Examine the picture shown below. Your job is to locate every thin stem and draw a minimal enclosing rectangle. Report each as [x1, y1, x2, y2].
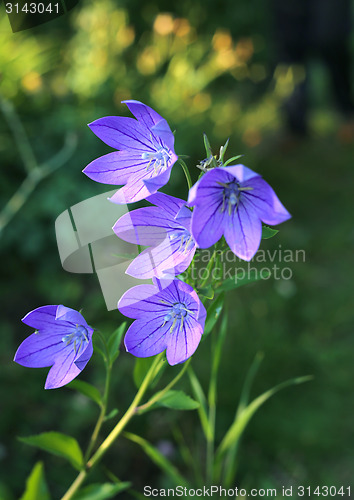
[61, 354, 163, 500]
[178, 159, 193, 191]
[137, 358, 191, 413]
[199, 250, 217, 289]
[84, 362, 112, 462]
[87, 354, 163, 469]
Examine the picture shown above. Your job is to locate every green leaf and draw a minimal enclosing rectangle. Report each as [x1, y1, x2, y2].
[67, 380, 102, 407]
[73, 482, 131, 500]
[107, 322, 126, 364]
[204, 293, 224, 337]
[124, 432, 187, 486]
[217, 269, 270, 292]
[222, 352, 264, 487]
[133, 357, 156, 388]
[216, 375, 313, 460]
[188, 367, 211, 440]
[103, 408, 119, 422]
[197, 285, 214, 300]
[223, 154, 244, 167]
[203, 133, 213, 158]
[262, 225, 279, 239]
[157, 390, 199, 410]
[19, 432, 83, 471]
[20, 462, 50, 500]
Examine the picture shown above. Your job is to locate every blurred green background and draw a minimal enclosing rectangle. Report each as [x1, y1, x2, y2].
[1, 0, 354, 498]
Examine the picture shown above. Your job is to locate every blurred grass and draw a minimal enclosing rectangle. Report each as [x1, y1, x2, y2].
[1, 0, 354, 497]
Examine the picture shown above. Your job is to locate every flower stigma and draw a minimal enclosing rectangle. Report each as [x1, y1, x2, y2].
[62, 325, 89, 355]
[142, 146, 171, 175]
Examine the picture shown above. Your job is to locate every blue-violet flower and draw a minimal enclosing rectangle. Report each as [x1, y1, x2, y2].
[83, 100, 178, 204]
[119, 279, 206, 365]
[113, 192, 197, 279]
[188, 164, 291, 261]
[14, 305, 93, 389]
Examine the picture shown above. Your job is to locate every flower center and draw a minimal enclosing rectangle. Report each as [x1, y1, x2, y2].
[170, 228, 194, 254]
[142, 146, 171, 175]
[218, 181, 253, 215]
[62, 325, 89, 355]
[160, 302, 192, 333]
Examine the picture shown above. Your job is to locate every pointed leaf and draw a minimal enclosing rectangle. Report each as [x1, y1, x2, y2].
[67, 380, 102, 407]
[133, 357, 156, 388]
[103, 408, 119, 422]
[262, 225, 279, 239]
[188, 368, 211, 440]
[19, 432, 83, 471]
[124, 432, 187, 486]
[217, 269, 270, 292]
[107, 322, 127, 364]
[72, 482, 131, 500]
[20, 462, 50, 500]
[203, 293, 224, 337]
[217, 375, 313, 459]
[157, 390, 199, 410]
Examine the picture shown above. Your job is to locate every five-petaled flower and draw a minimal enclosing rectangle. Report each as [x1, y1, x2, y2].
[14, 305, 94, 389]
[83, 100, 178, 204]
[113, 192, 197, 279]
[188, 164, 291, 261]
[119, 279, 206, 365]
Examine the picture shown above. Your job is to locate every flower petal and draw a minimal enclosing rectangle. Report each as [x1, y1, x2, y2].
[242, 176, 292, 225]
[166, 316, 203, 365]
[191, 199, 226, 248]
[109, 169, 152, 204]
[224, 198, 262, 261]
[118, 284, 168, 319]
[146, 192, 185, 218]
[83, 151, 149, 185]
[122, 100, 164, 129]
[220, 164, 259, 182]
[126, 236, 193, 279]
[44, 350, 80, 389]
[151, 118, 176, 151]
[113, 206, 177, 246]
[21, 305, 58, 329]
[14, 332, 68, 368]
[124, 316, 168, 358]
[88, 116, 155, 152]
[55, 306, 89, 328]
[143, 168, 172, 196]
[74, 339, 93, 371]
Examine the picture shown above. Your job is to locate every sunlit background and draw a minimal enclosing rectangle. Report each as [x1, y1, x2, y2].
[1, 0, 354, 497]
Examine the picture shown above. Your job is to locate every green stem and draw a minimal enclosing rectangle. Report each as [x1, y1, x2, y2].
[137, 358, 191, 412]
[61, 354, 163, 500]
[199, 250, 217, 289]
[84, 362, 112, 462]
[178, 159, 193, 191]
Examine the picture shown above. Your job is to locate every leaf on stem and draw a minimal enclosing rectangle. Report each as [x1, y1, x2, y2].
[103, 408, 119, 422]
[217, 269, 270, 292]
[155, 390, 199, 410]
[107, 322, 127, 364]
[72, 482, 131, 500]
[203, 293, 224, 337]
[262, 226, 279, 239]
[124, 432, 187, 487]
[19, 432, 84, 471]
[19, 462, 50, 500]
[216, 375, 313, 460]
[67, 380, 102, 407]
[133, 356, 165, 389]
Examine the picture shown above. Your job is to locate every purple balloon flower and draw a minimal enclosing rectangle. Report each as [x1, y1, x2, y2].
[188, 164, 291, 261]
[113, 192, 197, 279]
[14, 305, 94, 389]
[119, 279, 206, 365]
[83, 100, 178, 204]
